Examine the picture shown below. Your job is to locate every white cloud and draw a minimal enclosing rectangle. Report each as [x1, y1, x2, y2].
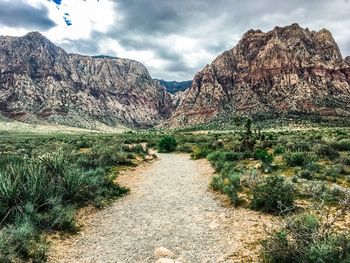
[24, 0, 117, 41]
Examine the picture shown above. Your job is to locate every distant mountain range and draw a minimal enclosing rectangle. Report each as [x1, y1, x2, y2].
[1, 24, 350, 129]
[155, 79, 192, 94]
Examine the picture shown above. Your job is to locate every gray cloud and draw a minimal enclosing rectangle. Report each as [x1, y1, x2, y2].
[1, 0, 350, 80]
[0, 0, 56, 30]
[101, 0, 350, 79]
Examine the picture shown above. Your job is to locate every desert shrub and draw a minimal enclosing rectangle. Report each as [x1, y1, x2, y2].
[306, 235, 349, 263]
[254, 149, 273, 163]
[324, 165, 342, 182]
[331, 139, 350, 151]
[286, 141, 311, 152]
[283, 151, 317, 167]
[342, 157, 350, 166]
[222, 151, 241, 162]
[211, 172, 241, 205]
[254, 149, 274, 172]
[304, 161, 321, 173]
[223, 173, 241, 205]
[207, 151, 241, 163]
[298, 169, 314, 180]
[207, 151, 223, 162]
[158, 135, 178, 153]
[210, 174, 225, 191]
[190, 146, 210, 159]
[77, 146, 134, 169]
[274, 145, 286, 155]
[251, 175, 294, 214]
[0, 220, 48, 263]
[75, 139, 92, 149]
[261, 213, 350, 263]
[207, 151, 240, 173]
[133, 144, 147, 155]
[176, 143, 193, 153]
[316, 144, 340, 160]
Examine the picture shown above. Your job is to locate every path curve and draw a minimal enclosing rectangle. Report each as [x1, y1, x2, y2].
[49, 154, 273, 263]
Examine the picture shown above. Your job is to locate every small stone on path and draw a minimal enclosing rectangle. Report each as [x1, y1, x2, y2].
[154, 246, 175, 258]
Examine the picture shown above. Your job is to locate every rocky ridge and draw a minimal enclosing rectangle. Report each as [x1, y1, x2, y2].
[170, 24, 350, 127]
[0, 32, 173, 128]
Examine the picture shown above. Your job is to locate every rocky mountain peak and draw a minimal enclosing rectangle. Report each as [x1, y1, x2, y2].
[0, 32, 173, 128]
[169, 24, 350, 127]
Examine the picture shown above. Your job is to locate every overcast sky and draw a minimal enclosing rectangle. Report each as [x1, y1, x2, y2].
[0, 0, 349, 80]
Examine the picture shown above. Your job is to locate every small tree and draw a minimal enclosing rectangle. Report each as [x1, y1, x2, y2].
[158, 135, 177, 153]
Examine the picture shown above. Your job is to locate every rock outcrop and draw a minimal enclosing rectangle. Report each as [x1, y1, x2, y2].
[170, 24, 350, 126]
[345, 56, 350, 65]
[0, 32, 173, 128]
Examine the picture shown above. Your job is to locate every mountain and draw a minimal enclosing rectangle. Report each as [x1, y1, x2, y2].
[346, 56, 350, 65]
[170, 24, 350, 127]
[0, 32, 173, 129]
[155, 79, 192, 94]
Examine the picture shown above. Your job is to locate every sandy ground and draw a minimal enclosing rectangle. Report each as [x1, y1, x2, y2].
[48, 154, 275, 263]
[0, 120, 126, 134]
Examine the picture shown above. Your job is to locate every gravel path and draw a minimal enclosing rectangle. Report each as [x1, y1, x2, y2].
[49, 154, 274, 263]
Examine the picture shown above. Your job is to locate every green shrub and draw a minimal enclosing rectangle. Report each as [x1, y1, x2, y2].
[211, 172, 241, 206]
[254, 149, 274, 172]
[331, 140, 350, 151]
[251, 175, 294, 214]
[176, 143, 192, 153]
[222, 152, 241, 162]
[286, 141, 311, 152]
[223, 173, 241, 205]
[262, 213, 350, 263]
[0, 220, 48, 262]
[306, 236, 347, 263]
[283, 151, 317, 167]
[207, 151, 241, 163]
[190, 146, 210, 159]
[298, 169, 314, 180]
[324, 165, 342, 182]
[304, 162, 321, 173]
[316, 144, 340, 160]
[210, 174, 224, 191]
[207, 151, 223, 162]
[158, 135, 178, 153]
[274, 145, 286, 155]
[254, 149, 273, 163]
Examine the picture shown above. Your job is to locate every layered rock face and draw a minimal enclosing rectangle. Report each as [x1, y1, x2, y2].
[0, 32, 173, 128]
[170, 24, 350, 126]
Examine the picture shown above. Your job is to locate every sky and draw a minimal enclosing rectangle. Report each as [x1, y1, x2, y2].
[0, 0, 349, 80]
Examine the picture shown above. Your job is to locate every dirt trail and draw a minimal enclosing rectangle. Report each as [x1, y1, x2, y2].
[49, 154, 274, 263]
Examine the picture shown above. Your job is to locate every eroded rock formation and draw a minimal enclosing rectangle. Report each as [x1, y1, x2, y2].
[0, 32, 173, 128]
[170, 24, 350, 126]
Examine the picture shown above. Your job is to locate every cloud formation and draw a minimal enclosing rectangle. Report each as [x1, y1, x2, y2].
[0, 0, 350, 80]
[0, 0, 55, 30]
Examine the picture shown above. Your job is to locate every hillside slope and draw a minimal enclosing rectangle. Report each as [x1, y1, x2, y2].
[0, 32, 173, 128]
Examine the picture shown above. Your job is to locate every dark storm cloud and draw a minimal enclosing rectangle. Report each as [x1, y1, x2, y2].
[97, 0, 350, 80]
[2, 0, 349, 80]
[0, 0, 56, 30]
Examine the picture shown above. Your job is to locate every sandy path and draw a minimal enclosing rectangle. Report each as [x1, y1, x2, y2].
[49, 154, 273, 263]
